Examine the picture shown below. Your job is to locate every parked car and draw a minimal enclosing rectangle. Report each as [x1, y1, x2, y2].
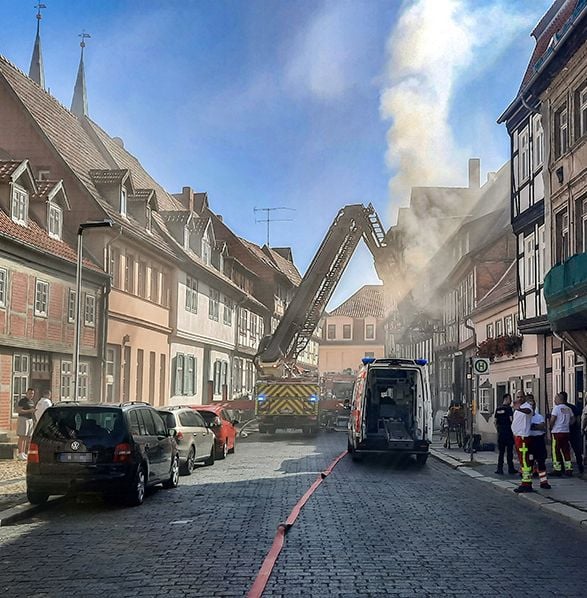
[158, 407, 215, 474]
[26, 402, 180, 506]
[193, 405, 238, 459]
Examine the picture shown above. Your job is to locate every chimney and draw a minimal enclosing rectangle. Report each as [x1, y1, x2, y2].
[468, 158, 480, 189]
[173, 186, 194, 212]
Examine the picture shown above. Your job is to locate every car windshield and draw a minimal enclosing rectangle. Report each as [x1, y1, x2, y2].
[35, 408, 125, 443]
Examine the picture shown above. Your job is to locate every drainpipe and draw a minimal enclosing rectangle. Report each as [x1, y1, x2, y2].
[464, 318, 477, 463]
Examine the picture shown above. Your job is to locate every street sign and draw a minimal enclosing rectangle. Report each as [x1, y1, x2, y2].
[472, 357, 490, 375]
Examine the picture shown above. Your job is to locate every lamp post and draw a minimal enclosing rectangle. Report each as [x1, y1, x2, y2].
[73, 219, 113, 401]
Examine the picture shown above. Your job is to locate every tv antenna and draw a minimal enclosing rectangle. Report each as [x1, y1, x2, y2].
[254, 207, 295, 246]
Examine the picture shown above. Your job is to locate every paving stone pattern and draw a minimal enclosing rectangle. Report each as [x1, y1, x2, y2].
[0, 433, 585, 597]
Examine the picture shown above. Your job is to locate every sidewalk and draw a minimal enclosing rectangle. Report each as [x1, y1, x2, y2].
[431, 436, 587, 527]
[0, 459, 26, 512]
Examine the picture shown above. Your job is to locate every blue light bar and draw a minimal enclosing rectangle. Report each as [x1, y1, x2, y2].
[415, 359, 428, 366]
[309, 395, 318, 402]
[362, 357, 376, 365]
[257, 394, 266, 401]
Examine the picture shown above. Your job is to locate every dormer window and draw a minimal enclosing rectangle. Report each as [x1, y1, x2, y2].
[48, 204, 63, 240]
[146, 206, 152, 233]
[120, 187, 127, 217]
[11, 185, 28, 226]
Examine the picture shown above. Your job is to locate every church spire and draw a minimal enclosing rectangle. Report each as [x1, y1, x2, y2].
[71, 31, 90, 117]
[29, 3, 46, 88]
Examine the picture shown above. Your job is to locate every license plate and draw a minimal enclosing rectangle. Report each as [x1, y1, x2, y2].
[57, 452, 94, 463]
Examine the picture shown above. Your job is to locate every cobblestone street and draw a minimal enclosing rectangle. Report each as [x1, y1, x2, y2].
[0, 433, 586, 598]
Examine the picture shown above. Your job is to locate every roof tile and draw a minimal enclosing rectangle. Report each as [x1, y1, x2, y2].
[330, 285, 387, 318]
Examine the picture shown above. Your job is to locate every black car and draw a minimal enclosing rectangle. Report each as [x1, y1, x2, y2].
[26, 402, 180, 506]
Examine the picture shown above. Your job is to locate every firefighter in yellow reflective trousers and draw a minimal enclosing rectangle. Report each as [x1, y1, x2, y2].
[550, 391, 574, 477]
[511, 393, 534, 493]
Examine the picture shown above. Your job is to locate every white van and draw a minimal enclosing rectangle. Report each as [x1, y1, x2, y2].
[347, 358, 433, 464]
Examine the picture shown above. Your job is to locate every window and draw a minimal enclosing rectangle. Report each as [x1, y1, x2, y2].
[12, 354, 29, 415]
[146, 206, 152, 233]
[555, 105, 569, 158]
[109, 248, 121, 288]
[213, 360, 222, 394]
[174, 353, 196, 396]
[0, 268, 6, 308]
[533, 115, 544, 168]
[364, 352, 375, 358]
[239, 308, 248, 334]
[67, 290, 76, 323]
[77, 362, 89, 400]
[84, 294, 95, 326]
[48, 204, 62, 240]
[577, 85, 587, 138]
[327, 324, 336, 340]
[150, 268, 159, 303]
[120, 187, 127, 217]
[223, 297, 233, 326]
[221, 361, 228, 389]
[538, 225, 546, 282]
[343, 324, 352, 339]
[34, 280, 49, 316]
[60, 360, 72, 401]
[184, 277, 198, 313]
[486, 323, 494, 339]
[519, 129, 529, 180]
[553, 353, 562, 396]
[524, 234, 535, 289]
[495, 319, 503, 337]
[202, 235, 211, 265]
[11, 186, 28, 225]
[161, 273, 169, 307]
[555, 209, 569, 264]
[136, 349, 144, 401]
[138, 410, 156, 436]
[504, 315, 514, 335]
[250, 313, 258, 338]
[138, 261, 147, 298]
[565, 351, 575, 403]
[365, 324, 375, 340]
[105, 346, 119, 403]
[479, 387, 493, 414]
[125, 254, 135, 293]
[174, 354, 184, 395]
[208, 288, 220, 321]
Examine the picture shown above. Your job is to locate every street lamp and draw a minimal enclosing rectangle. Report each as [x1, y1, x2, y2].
[73, 219, 113, 401]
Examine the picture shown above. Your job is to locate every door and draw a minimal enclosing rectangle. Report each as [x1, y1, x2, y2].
[192, 410, 213, 459]
[182, 410, 208, 459]
[151, 410, 173, 477]
[137, 409, 165, 481]
[221, 409, 236, 449]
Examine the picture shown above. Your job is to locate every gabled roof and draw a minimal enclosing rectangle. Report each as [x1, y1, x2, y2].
[0, 210, 102, 273]
[263, 246, 302, 286]
[474, 261, 517, 313]
[0, 159, 36, 190]
[89, 168, 131, 186]
[330, 285, 386, 319]
[160, 210, 192, 225]
[31, 179, 70, 209]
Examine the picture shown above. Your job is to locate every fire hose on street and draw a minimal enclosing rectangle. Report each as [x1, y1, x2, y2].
[247, 450, 348, 598]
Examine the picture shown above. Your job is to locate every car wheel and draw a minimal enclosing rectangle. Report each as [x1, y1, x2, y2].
[163, 456, 180, 489]
[27, 490, 49, 505]
[217, 441, 228, 460]
[181, 446, 196, 476]
[204, 444, 215, 466]
[126, 466, 146, 506]
[416, 453, 429, 466]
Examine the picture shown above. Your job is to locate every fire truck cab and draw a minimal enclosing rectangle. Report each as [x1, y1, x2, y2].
[347, 357, 433, 464]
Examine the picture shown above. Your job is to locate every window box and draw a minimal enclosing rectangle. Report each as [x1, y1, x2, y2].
[477, 334, 523, 361]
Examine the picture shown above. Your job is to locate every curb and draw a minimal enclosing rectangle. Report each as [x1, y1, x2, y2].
[431, 448, 587, 528]
[0, 496, 64, 526]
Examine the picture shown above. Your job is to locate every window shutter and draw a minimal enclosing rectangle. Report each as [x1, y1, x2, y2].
[183, 355, 191, 395]
[193, 357, 197, 395]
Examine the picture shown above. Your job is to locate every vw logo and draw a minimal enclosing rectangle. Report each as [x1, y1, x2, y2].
[70, 441, 80, 451]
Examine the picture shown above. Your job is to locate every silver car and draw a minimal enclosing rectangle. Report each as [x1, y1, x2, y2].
[158, 407, 215, 474]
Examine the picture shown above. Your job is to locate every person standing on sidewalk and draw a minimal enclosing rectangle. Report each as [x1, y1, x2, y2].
[16, 387, 35, 460]
[511, 393, 534, 493]
[34, 389, 52, 425]
[569, 398, 584, 475]
[550, 391, 575, 477]
[493, 393, 516, 475]
[526, 394, 551, 489]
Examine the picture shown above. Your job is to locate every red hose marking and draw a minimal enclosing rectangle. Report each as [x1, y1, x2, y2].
[247, 450, 348, 598]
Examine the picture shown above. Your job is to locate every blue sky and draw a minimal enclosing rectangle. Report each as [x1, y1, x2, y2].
[0, 0, 551, 308]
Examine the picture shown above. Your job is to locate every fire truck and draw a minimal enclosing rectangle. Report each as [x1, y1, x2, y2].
[254, 204, 397, 435]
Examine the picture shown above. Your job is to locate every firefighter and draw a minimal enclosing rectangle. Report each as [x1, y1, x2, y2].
[511, 392, 534, 493]
[493, 393, 516, 475]
[550, 391, 575, 477]
[526, 394, 551, 489]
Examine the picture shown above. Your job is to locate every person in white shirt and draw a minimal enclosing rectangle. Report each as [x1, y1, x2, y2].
[550, 391, 575, 476]
[511, 391, 534, 493]
[526, 395, 551, 489]
[34, 389, 52, 424]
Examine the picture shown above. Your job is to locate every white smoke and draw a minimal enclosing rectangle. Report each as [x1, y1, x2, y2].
[380, 0, 542, 209]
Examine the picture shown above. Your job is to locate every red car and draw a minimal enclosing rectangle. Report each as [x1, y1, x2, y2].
[192, 405, 238, 459]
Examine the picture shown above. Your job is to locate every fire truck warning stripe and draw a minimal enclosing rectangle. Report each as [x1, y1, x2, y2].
[247, 449, 348, 598]
[260, 398, 316, 415]
[256, 384, 320, 398]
